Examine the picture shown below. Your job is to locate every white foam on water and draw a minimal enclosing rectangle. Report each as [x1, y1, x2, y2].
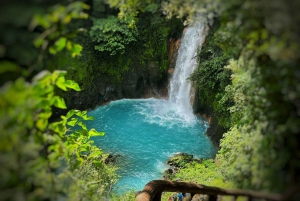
[134, 98, 199, 128]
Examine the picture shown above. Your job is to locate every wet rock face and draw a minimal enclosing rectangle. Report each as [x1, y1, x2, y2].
[120, 36, 182, 100]
[195, 105, 226, 149]
[61, 36, 182, 113]
[168, 38, 181, 69]
[65, 74, 122, 111]
[104, 154, 121, 165]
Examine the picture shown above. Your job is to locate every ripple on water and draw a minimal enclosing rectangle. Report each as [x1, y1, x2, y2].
[87, 98, 216, 191]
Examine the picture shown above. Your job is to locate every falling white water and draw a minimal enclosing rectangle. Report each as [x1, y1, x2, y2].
[169, 19, 207, 122]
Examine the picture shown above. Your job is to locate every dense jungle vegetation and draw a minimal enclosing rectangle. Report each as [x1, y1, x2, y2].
[0, 0, 299, 200]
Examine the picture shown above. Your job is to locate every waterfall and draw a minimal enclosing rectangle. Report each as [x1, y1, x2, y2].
[169, 19, 207, 121]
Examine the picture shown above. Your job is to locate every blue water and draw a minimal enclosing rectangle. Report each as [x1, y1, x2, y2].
[87, 98, 216, 191]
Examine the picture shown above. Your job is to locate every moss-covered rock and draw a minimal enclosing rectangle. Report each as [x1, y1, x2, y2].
[166, 153, 195, 168]
[164, 153, 204, 180]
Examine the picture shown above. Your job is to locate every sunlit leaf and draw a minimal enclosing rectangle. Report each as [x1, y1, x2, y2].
[80, 147, 87, 152]
[36, 118, 48, 131]
[33, 37, 45, 48]
[55, 76, 67, 91]
[0, 61, 20, 74]
[38, 111, 52, 119]
[55, 37, 67, 51]
[67, 118, 78, 126]
[64, 80, 81, 91]
[63, 15, 72, 24]
[53, 70, 67, 77]
[49, 122, 65, 135]
[72, 158, 84, 170]
[31, 14, 51, 29]
[89, 129, 105, 137]
[78, 121, 87, 131]
[53, 96, 67, 109]
[66, 109, 75, 119]
[33, 72, 51, 84]
[71, 44, 82, 58]
[92, 161, 103, 168]
[144, 3, 159, 13]
[49, 46, 57, 55]
[66, 41, 73, 51]
[88, 151, 102, 159]
[83, 116, 94, 121]
[74, 110, 86, 118]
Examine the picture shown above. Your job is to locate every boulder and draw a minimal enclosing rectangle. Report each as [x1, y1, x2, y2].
[104, 154, 121, 165]
[166, 153, 194, 168]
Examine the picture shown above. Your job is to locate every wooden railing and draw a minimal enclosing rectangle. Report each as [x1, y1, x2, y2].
[135, 180, 285, 201]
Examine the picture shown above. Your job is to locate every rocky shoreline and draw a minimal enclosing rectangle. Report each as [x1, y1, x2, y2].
[163, 153, 204, 180]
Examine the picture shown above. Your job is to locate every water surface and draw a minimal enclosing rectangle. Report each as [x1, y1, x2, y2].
[87, 98, 216, 191]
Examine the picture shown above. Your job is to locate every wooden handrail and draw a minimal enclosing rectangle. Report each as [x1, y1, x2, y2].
[135, 180, 284, 201]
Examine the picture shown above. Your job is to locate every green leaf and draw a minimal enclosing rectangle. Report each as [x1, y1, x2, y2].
[36, 118, 48, 131]
[88, 151, 102, 159]
[49, 122, 65, 135]
[53, 96, 67, 109]
[33, 37, 45, 48]
[89, 129, 104, 137]
[144, 3, 159, 13]
[92, 161, 103, 168]
[38, 111, 52, 119]
[63, 15, 72, 24]
[49, 46, 57, 55]
[66, 109, 75, 119]
[80, 147, 88, 152]
[67, 118, 78, 126]
[64, 80, 81, 91]
[71, 44, 83, 58]
[0, 61, 20, 74]
[33, 70, 51, 83]
[55, 76, 67, 91]
[31, 14, 51, 29]
[53, 70, 67, 77]
[74, 110, 86, 118]
[55, 37, 67, 51]
[66, 41, 73, 51]
[78, 121, 87, 131]
[72, 158, 84, 170]
[83, 116, 94, 121]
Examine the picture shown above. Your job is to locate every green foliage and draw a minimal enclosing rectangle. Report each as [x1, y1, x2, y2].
[168, 0, 300, 194]
[29, 1, 90, 59]
[166, 153, 194, 168]
[167, 159, 234, 188]
[0, 2, 41, 78]
[106, 0, 160, 27]
[90, 16, 138, 55]
[87, 10, 183, 86]
[161, 0, 216, 25]
[109, 190, 136, 201]
[215, 0, 300, 193]
[162, 159, 235, 201]
[0, 69, 118, 200]
[137, 13, 182, 72]
[0, 1, 122, 200]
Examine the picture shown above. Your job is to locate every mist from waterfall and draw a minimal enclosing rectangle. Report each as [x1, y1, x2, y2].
[169, 20, 207, 122]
